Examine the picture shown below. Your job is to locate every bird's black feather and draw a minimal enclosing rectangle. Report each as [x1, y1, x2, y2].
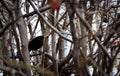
[28, 36, 44, 51]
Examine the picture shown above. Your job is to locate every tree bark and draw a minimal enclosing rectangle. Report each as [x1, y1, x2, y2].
[13, 0, 31, 76]
[66, 2, 81, 76]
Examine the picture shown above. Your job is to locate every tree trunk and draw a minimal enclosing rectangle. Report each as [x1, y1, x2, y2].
[79, 8, 90, 76]
[66, 2, 81, 76]
[13, 0, 31, 75]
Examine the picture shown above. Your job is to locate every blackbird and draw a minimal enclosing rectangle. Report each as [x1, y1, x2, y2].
[28, 36, 44, 51]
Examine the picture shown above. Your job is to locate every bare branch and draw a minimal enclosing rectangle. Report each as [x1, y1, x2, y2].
[74, 7, 112, 60]
[27, 0, 73, 43]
